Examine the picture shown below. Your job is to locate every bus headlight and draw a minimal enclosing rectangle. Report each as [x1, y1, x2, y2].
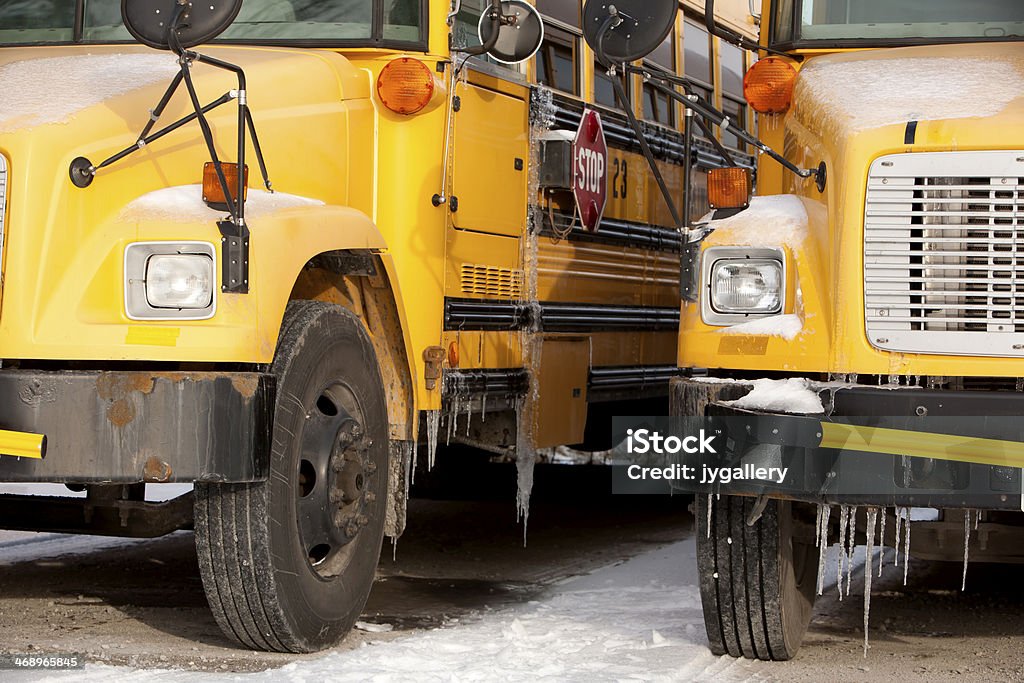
[146, 255, 214, 309]
[711, 260, 783, 313]
[701, 247, 786, 325]
[125, 242, 217, 320]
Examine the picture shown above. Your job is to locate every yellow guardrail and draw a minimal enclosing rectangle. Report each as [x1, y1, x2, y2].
[0, 429, 46, 459]
[819, 422, 1024, 468]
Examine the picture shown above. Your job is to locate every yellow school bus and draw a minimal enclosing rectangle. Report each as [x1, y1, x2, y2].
[669, 0, 1024, 662]
[0, 0, 756, 653]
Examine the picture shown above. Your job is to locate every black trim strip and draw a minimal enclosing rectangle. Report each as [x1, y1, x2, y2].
[445, 299, 534, 331]
[589, 365, 681, 390]
[444, 298, 680, 332]
[904, 120, 919, 145]
[443, 369, 530, 397]
[541, 303, 680, 332]
[537, 91, 756, 171]
[538, 210, 683, 253]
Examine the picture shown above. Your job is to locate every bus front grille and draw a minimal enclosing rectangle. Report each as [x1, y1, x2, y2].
[864, 151, 1024, 357]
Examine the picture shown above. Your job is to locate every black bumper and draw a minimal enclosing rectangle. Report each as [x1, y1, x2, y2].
[0, 370, 273, 484]
[669, 377, 1024, 510]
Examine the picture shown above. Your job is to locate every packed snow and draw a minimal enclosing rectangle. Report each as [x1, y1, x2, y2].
[0, 54, 180, 134]
[118, 185, 323, 224]
[717, 313, 803, 340]
[30, 540, 765, 683]
[721, 377, 825, 415]
[795, 50, 1024, 134]
[704, 194, 809, 249]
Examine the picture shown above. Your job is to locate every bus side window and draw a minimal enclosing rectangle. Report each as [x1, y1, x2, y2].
[535, 0, 580, 96]
[594, 59, 631, 110]
[641, 29, 676, 126]
[719, 40, 748, 151]
[682, 16, 714, 127]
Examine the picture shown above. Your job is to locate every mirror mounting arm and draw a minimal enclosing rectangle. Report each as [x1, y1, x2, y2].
[458, 0, 503, 57]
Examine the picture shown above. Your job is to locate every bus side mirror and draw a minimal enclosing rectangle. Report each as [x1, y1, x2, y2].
[476, 0, 544, 64]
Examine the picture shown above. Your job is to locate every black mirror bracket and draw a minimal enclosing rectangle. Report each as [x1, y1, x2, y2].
[70, 2, 273, 295]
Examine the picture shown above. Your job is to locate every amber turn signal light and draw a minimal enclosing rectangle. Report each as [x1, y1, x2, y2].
[203, 162, 248, 211]
[707, 167, 752, 210]
[743, 57, 797, 115]
[377, 58, 436, 115]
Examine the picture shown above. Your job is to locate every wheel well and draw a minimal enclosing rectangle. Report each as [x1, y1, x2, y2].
[288, 251, 415, 443]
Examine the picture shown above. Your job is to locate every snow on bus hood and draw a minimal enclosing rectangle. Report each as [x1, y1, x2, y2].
[119, 184, 323, 223]
[702, 194, 809, 249]
[794, 43, 1024, 135]
[0, 53, 180, 134]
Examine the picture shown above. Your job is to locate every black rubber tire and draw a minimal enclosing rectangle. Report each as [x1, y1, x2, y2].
[194, 301, 389, 653]
[696, 495, 817, 661]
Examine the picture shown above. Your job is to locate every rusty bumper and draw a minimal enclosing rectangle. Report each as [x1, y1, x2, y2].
[0, 370, 273, 483]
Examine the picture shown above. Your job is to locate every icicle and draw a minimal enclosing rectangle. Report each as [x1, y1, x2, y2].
[893, 506, 903, 567]
[391, 535, 399, 562]
[514, 396, 537, 547]
[836, 505, 849, 600]
[706, 493, 713, 539]
[975, 509, 980, 530]
[962, 510, 972, 591]
[815, 505, 823, 547]
[481, 394, 487, 422]
[846, 507, 857, 597]
[878, 506, 887, 576]
[465, 399, 472, 436]
[816, 504, 831, 596]
[426, 409, 441, 472]
[863, 507, 877, 657]
[903, 509, 911, 586]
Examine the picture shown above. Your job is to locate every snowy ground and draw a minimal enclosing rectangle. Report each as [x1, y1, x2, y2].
[3, 486, 1024, 682]
[15, 540, 765, 683]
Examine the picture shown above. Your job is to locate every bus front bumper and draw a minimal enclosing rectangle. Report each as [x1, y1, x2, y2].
[0, 369, 273, 484]
[669, 376, 1024, 511]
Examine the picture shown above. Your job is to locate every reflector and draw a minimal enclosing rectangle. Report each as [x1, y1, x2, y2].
[122, 0, 243, 51]
[743, 57, 798, 114]
[582, 0, 677, 63]
[707, 167, 752, 210]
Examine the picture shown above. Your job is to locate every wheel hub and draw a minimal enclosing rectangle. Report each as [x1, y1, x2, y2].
[296, 384, 376, 576]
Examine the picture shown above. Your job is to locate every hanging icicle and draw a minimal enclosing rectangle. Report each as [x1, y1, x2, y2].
[903, 509, 911, 586]
[878, 506, 887, 577]
[836, 505, 849, 601]
[706, 493, 713, 539]
[863, 507, 878, 657]
[893, 506, 904, 568]
[817, 504, 831, 596]
[846, 506, 857, 597]
[960, 510, 971, 591]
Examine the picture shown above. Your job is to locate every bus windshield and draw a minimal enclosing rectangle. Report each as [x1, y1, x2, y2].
[0, 0, 422, 47]
[772, 0, 1024, 47]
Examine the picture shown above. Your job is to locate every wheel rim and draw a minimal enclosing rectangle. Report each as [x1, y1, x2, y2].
[296, 381, 376, 579]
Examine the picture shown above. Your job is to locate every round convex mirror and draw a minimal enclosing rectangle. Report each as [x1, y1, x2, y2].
[122, 0, 244, 51]
[582, 0, 677, 64]
[478, 0, 545, 64]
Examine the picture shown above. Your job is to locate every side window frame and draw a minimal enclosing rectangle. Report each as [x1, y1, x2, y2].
[534, 1, 582, 96]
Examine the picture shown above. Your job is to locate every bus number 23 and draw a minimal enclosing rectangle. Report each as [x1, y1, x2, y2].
[611, 158, 628, 200]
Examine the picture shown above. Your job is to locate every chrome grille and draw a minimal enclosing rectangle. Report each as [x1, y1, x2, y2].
[864, 151, 1024, 357]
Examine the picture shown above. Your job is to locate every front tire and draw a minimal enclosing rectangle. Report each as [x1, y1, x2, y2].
[195, 301, 389, 653]
[696, 495, 817, 661]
